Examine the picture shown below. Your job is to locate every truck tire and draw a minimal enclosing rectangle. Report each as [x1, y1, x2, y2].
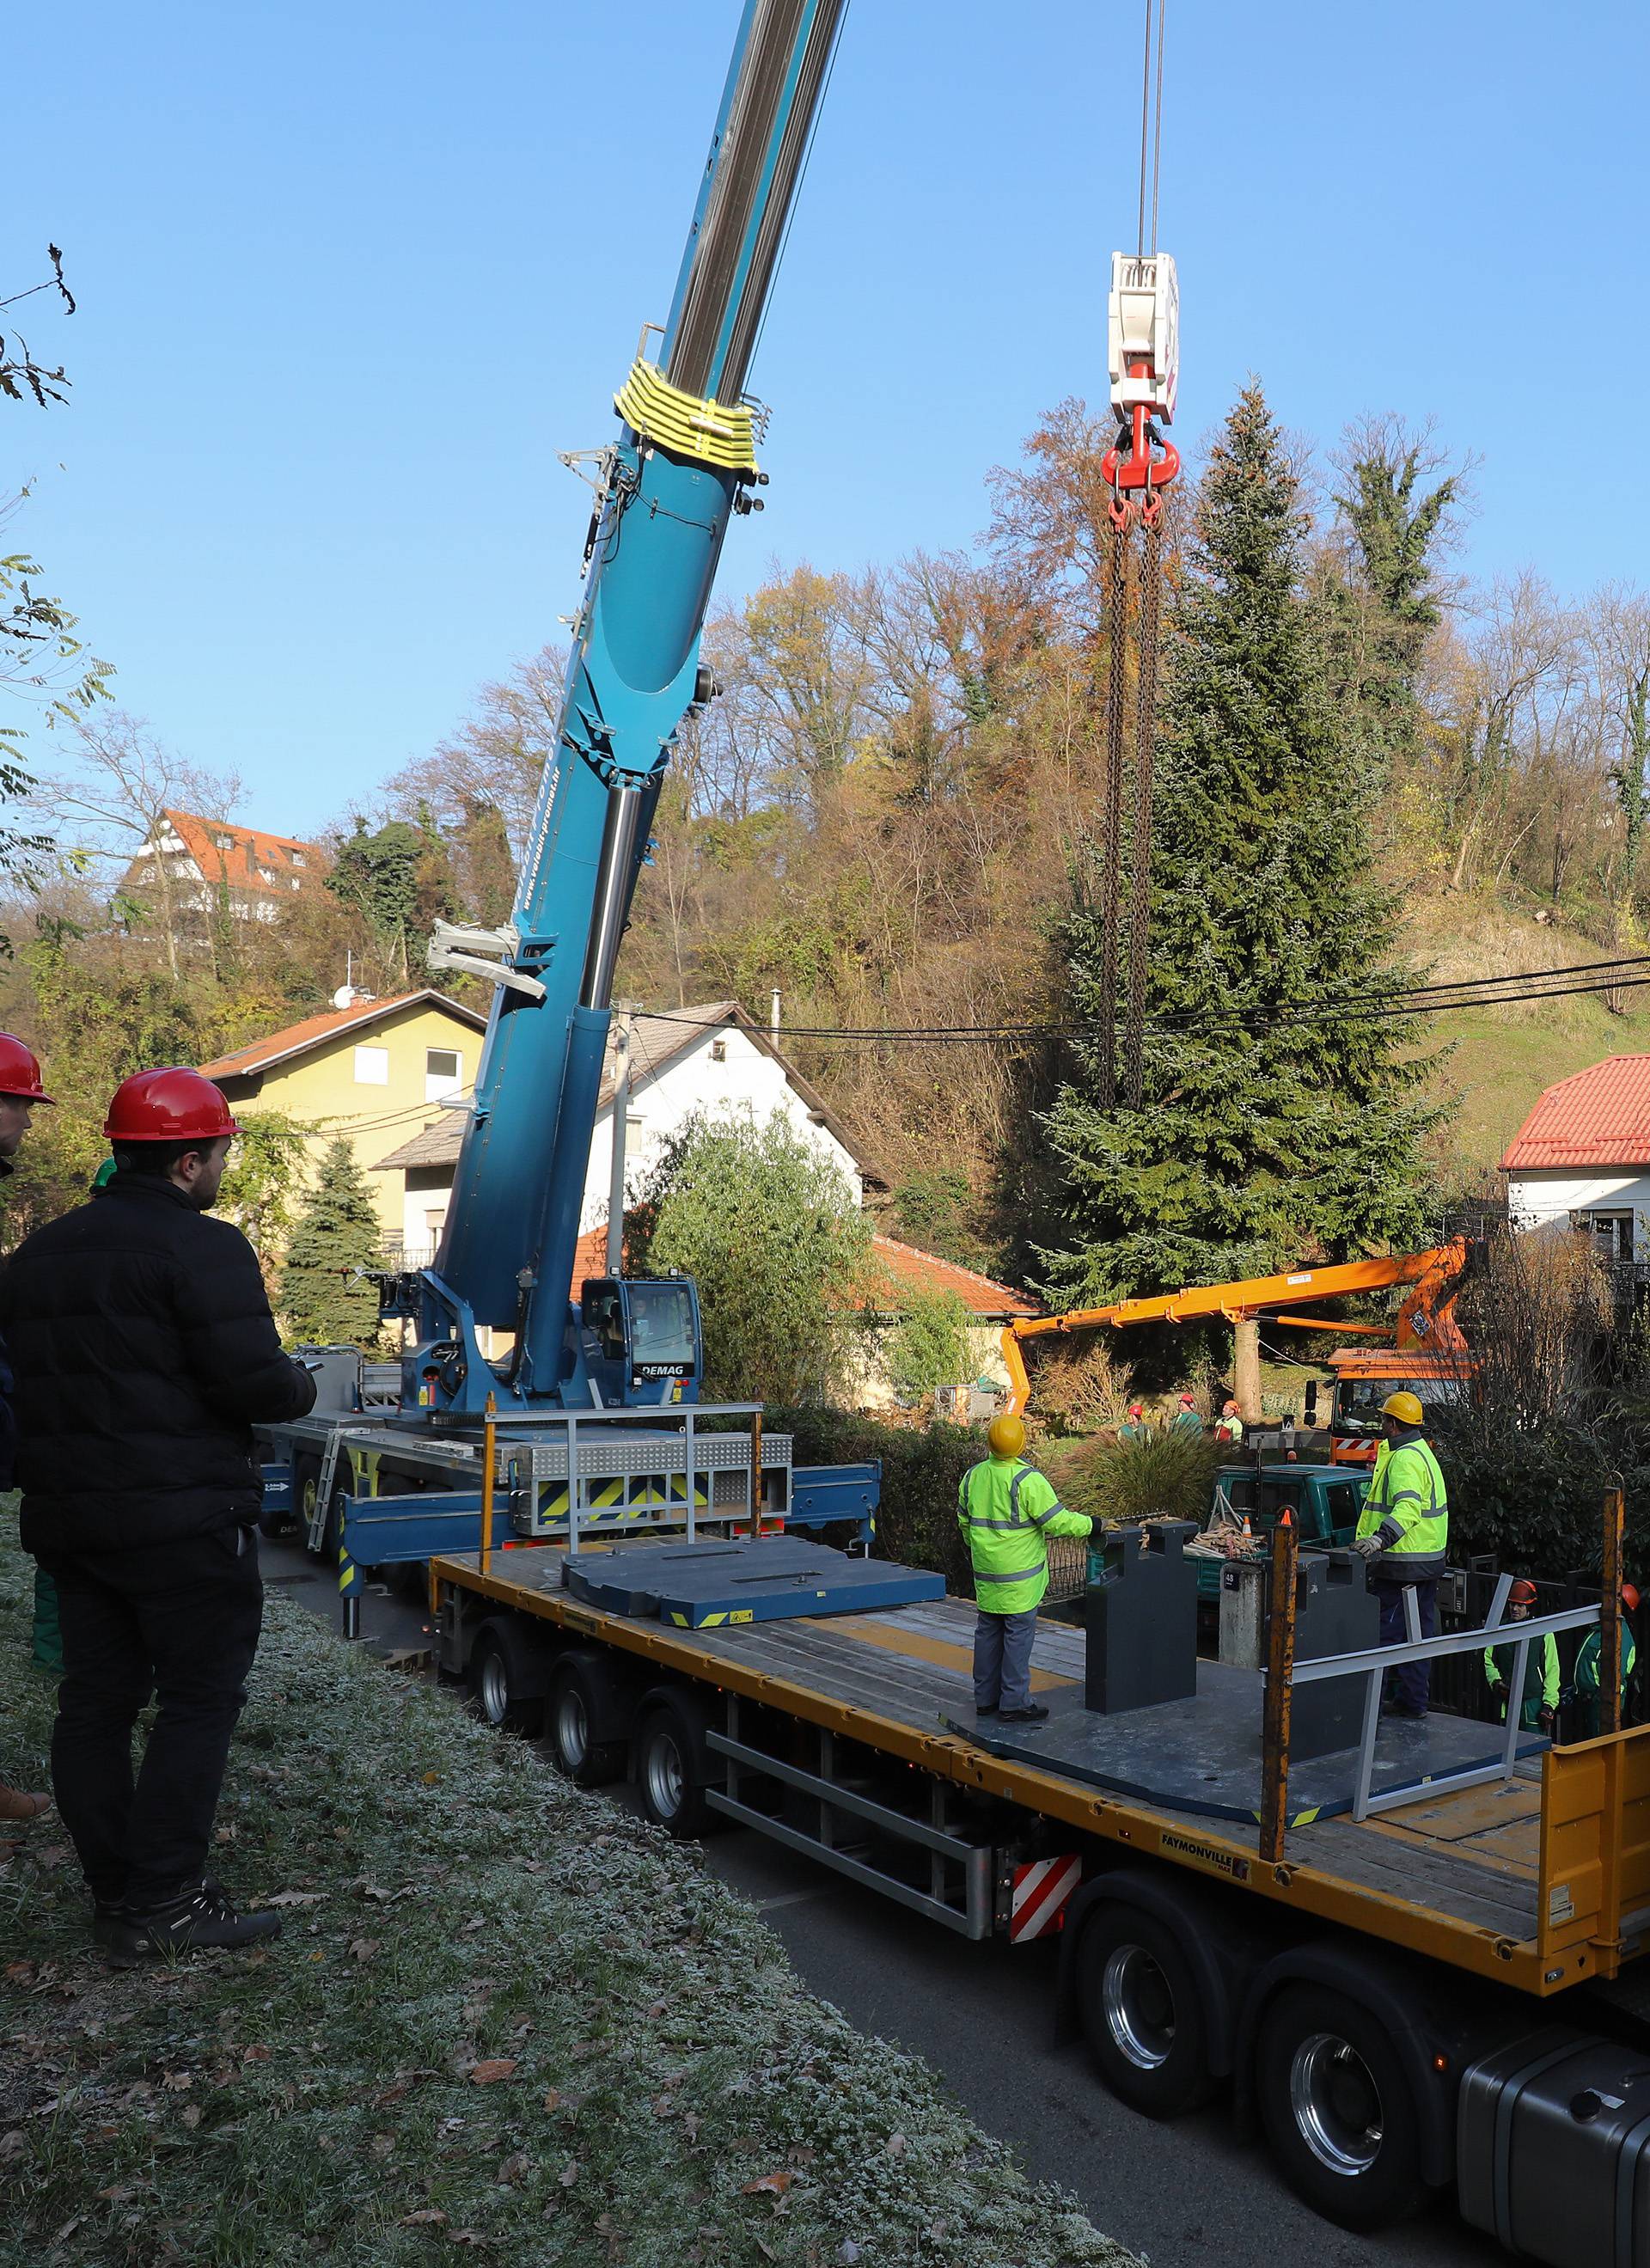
[468, 1623, 547, 1737]
[547, 1655, 627, 1788]
[633, 1690, 718, 1840]
[1255, 1984, 1427, 2230]
[1076, 1902, 1219, 2117]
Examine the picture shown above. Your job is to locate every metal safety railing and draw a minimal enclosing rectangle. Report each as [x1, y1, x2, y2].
[1257, 1489, 1631, 1863]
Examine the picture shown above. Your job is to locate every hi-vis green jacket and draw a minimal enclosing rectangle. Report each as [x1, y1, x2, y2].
[1355, 1430, 1448, 1577]
[957, 1455, 1092, 1616]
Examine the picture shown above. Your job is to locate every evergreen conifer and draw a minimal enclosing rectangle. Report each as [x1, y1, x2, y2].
[1042, 382, 1439, 1304]
[279, 1138, 383, 1347]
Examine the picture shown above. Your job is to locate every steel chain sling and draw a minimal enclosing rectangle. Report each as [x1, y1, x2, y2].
[1096, 515, 1133, 1109]
[1123, 513, 1162, 1107]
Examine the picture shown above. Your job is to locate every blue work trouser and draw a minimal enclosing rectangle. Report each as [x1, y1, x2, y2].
[1374, 1577, 1436, 1714]
[973, 1605, 1038, 1712]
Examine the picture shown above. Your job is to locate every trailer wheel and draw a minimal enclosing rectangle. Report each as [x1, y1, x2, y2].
[547, 1657, 626, 1788]
[468, 1623, 546, 1737]
[1076, 1904, 1218, 2117]
[634, 1691, 715, 1839]
[1255, 1984, 1426, 2230]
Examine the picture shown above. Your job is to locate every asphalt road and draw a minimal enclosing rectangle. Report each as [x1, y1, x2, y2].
[261, 1535, 1504, 2268]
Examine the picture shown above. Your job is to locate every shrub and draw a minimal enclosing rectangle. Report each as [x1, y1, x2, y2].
[883, 1286, 974, 1404]
[632, 1108, 872, 1403]
[1042, 1430, 1219, 1529]
[777, 1405, 977, 1591]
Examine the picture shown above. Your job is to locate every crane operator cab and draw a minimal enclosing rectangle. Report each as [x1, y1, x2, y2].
[580, 1275, 703, 1406]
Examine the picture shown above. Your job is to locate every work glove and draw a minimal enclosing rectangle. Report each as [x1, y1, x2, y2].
[1351, 1536, 1384, 1561]
[1537, 1707, 1555, 1735]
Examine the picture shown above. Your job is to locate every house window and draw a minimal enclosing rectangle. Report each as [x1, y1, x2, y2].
[1580, 1208, 1635, 1262]
[354, 1045, 389, 1086]
[290, 851, 306, 869]
[710, 1038, 727, 1062]
[425, 1047, 462, 1101]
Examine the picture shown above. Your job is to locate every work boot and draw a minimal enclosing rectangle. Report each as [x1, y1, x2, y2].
[0, 1782, 51, 1823]
[975, 1703, 999, 1717]
[90, 1898, 125, 1947]
[107, 1882, 284, 1970]
[999, 1702, 1050, 1724]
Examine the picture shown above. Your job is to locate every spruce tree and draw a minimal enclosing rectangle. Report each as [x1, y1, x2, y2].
[278, 1138, 384, 1347]
[1041, 382, 1439, 1305]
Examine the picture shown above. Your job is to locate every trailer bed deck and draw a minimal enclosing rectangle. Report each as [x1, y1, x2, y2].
[433, 1547, 1628, 1996]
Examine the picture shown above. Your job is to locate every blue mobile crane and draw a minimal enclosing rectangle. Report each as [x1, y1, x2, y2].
[256, 0, 879, 1611]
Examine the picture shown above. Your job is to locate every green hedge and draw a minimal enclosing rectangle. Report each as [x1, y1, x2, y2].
[775, 1407, 978, 1592]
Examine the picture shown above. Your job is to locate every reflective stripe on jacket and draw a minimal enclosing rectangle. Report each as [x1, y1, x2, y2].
[1485, 1629, 1560, 1727]
[1355, 1432, 1448, 1572]
[956, 1455, 1093, 1616]
[1574, 1627, 1637, 1696]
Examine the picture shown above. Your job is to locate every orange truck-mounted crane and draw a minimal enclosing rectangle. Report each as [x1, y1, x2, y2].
[1002, 1239, 1478, 1458]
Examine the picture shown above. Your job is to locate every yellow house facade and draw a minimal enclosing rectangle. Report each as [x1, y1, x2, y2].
[201, 988, 486, 1244]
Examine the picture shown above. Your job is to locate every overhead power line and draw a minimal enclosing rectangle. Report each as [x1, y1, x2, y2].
[650, 952, 1650, 1049]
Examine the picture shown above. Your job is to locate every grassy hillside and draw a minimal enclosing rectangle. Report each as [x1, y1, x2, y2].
[1406, 895, 1650, 1176]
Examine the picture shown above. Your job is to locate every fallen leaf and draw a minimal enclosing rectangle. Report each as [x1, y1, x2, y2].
[742, 2172, 793, 2198]
[422, 1771, 442, 1786]
[370, 2134, 394, 2160]
[96, 2187, 135, 2204]
[243, 2045, 272, 2063]
[498, 2152, 531, 2185]
[885, 2131, 906, 2157]
[468, 2059, 517, 2087]
[349, 1938, 380, 1964]
[838, 2247, 862, 2265]
[161, 2072, 194, 2093]
[52, 2218, 82, 2243]
[400, 2208, 448, 2227]
[559, 2161, 580, 2189]
[460, 1917, 486, 1937]
[214, 1825, 236, 1844]
[541, 2088, 562, 2114]
[180, 2105, 202, 2130]
[263, 1891, 326, 1910]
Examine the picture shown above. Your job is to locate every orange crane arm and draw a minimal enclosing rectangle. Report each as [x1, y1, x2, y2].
[1000, 1239, 1472, 1416]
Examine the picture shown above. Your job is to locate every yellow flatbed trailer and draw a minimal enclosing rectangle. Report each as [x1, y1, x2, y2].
[430, 1548, 1650, 2262]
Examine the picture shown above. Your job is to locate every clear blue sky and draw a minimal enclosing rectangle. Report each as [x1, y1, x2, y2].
[8, 0, 1648, 836]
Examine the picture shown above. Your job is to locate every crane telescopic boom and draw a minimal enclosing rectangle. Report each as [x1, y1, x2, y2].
[412, 0, 847, 1415]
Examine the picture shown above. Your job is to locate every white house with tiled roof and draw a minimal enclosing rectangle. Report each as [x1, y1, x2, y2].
[372, 1001, 884, 1263]
[1502, 1055, 1650, 1261]
[121, 807, 327, 930]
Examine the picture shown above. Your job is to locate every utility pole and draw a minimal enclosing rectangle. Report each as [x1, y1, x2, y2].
[769, 987, 781, 1039]
[606, 1004, 639, 1277]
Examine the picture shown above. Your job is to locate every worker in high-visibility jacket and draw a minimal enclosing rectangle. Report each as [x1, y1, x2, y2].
[957, 1413, 1092, 1725]
[1484, 1579, 1560, 1733]
[1572, 1582, 1640, 1739]
[1350, 1391, 1448, 1718]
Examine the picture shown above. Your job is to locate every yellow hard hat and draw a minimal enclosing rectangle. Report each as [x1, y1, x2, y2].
[1381, 1391, 1424, 1427]
[987, 1412, 1026, 1458]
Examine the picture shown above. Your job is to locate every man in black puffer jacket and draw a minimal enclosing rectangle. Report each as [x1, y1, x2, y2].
[0, 1066, 316, 1965]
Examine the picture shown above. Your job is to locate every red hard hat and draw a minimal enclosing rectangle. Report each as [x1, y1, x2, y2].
[104, 1067, 239, 1142]
[1509, 1578, 1539, 1606]
[0, 1032, 52, 1103]
[1622, 1583, 1641, 1614]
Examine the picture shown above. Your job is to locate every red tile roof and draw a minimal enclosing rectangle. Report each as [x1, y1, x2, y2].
[163, 808, 325, 895]
[1500, 1055, 1650, 1171]
[867, 1235, 1038, 1318]
[201, 989, 484, 1082]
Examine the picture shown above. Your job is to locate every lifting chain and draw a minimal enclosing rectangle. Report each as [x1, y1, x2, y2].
[1123, 513, 1162, 1108]
[1096, 503, 1166, 1112]
[1096, 517, 1132, 1109]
